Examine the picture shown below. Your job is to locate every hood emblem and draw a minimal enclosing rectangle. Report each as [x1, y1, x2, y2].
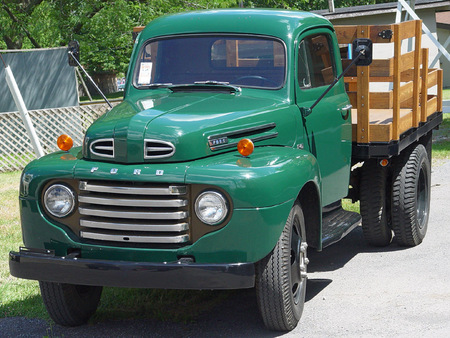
[208, 137, 228, 147]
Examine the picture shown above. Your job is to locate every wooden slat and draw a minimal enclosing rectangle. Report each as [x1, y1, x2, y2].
[421, 48, 429, 122]
[399, 81, 414, 105]
[392, 23, 401, 140]
[335, 26, 357, 44]
[400, 51, 415, 73]
[356, 25, 370, 143]
[427, 97, 437, 116]
[437, 69, 443, 112]
[399, 21, 417, 40]
[370, 59, 393, 77]
[347, 92, 357, 107]
[427, 69, 438, 88]
[412, 20, 422, 127]
[369, 24, 395, 43]
[371, 92, 392, 109]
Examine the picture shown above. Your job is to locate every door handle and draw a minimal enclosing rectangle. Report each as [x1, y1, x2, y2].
[340, 104, 352, 120]
[341, 104, 353, 111]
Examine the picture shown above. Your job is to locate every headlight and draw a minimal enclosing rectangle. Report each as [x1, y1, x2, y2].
[195, 191, 228, 225]
[43, 184, 75, 218]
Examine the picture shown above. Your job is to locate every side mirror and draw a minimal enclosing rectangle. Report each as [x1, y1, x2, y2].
[352, 38, 372, 66]
[68, 40, 80, 67]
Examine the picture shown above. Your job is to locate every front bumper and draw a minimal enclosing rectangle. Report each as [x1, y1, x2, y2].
[9, 247, 255, 289]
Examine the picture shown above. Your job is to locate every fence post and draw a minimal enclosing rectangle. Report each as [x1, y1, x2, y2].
[4, 65, 44, 158]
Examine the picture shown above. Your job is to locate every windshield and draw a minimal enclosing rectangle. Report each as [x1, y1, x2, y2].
[134, 35, 286, 89]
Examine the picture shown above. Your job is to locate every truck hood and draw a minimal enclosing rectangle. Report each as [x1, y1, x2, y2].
[84, 90, 298, 163]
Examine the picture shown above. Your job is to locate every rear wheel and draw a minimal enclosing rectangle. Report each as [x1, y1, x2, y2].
[360, 159, 393, 246]
[39, 281, 102, 326]
[256, 203, 308, 331]
[391, 144, 430, 246]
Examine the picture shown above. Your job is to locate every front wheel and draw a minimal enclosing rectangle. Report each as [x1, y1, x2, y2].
[256, 203, 308, 331]
[39, 281, 103, 326]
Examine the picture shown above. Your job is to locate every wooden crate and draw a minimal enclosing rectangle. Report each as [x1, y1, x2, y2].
[335, 20, 443, 143]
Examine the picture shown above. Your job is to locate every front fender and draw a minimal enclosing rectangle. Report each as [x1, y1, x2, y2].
[185, 146, 321, 209]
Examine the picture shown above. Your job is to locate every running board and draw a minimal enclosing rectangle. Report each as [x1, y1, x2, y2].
[321, 207, 361, 248]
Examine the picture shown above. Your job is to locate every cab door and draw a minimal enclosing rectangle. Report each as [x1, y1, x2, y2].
[295, 28, 352, 206]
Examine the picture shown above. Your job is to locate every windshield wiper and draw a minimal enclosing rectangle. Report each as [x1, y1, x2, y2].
[168, 81, 241, 93]
[140, 83, 173, 89]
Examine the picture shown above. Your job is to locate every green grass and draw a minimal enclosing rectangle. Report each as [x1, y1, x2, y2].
[443, 88, 450, 100]
[432, 113, 450, 160]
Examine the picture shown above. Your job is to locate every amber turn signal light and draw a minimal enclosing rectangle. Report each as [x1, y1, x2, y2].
[57, 134, 73, 152]
[237, 138, 254, 157]
[379, 158, 389, 167]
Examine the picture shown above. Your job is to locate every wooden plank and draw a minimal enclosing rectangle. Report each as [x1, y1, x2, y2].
[412, 20, 422, 127]
[356, 25, 370, 143]
[399, 20, 417, 40]
[437, 69, 443, 112]
[399, 81, 414, 104]
[421, 49, 429, 122]
[370, 59, 393, 77]
[335, 26, 357, 44]
[427, 69, 438, 88]
[371, 92, 392, 109]
[347, 92, 357, 107]
[369, 24, 395, 43]
[392, 23, 401, 140]
[226, 40, 238, 67]
[427, 97, 437, 116]
[400, 51, 415, 73]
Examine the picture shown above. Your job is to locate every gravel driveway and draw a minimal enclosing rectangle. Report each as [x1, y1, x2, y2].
[1, 159, 449, 338]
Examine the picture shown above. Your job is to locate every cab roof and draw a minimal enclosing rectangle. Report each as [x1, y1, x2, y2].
[139, 9, 333, 42]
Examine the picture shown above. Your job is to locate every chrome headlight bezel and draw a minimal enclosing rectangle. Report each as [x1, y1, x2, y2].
[195, 191, 229, 225]
[43, 184, 75, 218]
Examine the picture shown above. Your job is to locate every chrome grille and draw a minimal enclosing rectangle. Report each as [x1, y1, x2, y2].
[144, 139, 175, 159]
[90, 139, 114, 158]
[78, 180, 189, 245]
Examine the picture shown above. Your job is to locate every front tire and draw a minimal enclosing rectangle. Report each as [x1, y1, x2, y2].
[391, 144, 431, 246]
[39, 281, 103, 326]
[256, 203, 308, 331]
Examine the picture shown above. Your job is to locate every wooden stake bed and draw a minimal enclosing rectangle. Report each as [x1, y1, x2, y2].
[335, 20, 443, 156]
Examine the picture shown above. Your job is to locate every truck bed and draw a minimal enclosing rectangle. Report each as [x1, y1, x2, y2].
[335, 20, 443, 158]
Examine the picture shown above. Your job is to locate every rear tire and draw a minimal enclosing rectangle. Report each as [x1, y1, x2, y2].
[391, 144, 430, 246]
[256, 203, 308, 331]
[360, 159, 393, 246]
[39, 281, 102, 326]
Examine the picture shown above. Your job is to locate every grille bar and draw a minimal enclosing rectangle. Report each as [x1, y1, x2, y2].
[79, 207, 188, 220]
[79, 195, 188, 208]
[79, 181, 186, 195]
[80, 219, 189, 232]
[80, 231, 189, 244]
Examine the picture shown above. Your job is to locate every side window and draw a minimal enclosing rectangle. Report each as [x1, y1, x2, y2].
[298, 33, 336, 89]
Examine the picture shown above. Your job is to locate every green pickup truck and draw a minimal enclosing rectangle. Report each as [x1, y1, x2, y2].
[9, 9, 443, 331]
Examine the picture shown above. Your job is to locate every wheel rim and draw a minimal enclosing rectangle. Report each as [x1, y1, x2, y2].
[290, 217, 307, 305]
[416, 165, 429, 229]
